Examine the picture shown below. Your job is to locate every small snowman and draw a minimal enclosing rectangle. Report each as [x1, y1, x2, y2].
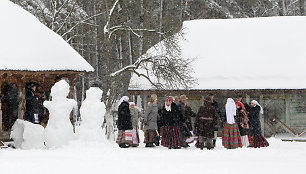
[43, 80, 77, 148]
[78, 87, 106, 142]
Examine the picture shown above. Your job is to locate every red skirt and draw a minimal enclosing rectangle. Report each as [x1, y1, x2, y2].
[249, 134, 269, 148]
[222, 122, 242, 149]
[161, 126, 183, 148]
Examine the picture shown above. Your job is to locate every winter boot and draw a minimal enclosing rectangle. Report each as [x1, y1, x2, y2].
[213, 139, 216, 147]
[207, 142, 213, 150]
[119, 143, 129, 148]
[145, 143, 155, 147]
[200, 143, 204, 150]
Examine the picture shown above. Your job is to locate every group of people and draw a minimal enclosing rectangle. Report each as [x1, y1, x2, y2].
[116, 94, 269, 150]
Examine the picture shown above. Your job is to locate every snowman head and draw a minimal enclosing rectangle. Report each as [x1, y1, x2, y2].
[50, 80, 70, 100]
[86, 87, 103, 102]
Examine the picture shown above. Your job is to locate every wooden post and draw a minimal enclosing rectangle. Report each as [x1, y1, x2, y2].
[0, 98, 2, 131]
[143, 93, 148, 110]
[285, 94, 291, 127]
[259, 95, 265, 136]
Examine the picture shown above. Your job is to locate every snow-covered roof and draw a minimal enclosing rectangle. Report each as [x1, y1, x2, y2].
[130, 16, 306, 90]
[0, 0, 94, 72]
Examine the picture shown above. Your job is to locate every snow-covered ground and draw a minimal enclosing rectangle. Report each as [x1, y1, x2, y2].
[0, 135, 305, 174]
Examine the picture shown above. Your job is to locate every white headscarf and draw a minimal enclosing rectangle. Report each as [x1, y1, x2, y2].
[129, 102, 135, 106]
[225, 98, 236, 124]
[251, 100, 264, 114]
[165, 103, 171, 112]
[118, 96, 129, 107]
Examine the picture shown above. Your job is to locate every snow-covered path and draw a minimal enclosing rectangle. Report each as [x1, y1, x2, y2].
[0, 138, 305, 174]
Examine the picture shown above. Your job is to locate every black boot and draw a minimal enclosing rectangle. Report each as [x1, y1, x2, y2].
[145, 143, 155, 147]
[119, 143, 129, 148]
[207, 142, 212, 150]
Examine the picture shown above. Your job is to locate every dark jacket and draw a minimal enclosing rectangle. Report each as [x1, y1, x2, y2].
[211, 100, 223, 127]
[195, 102, 218, 138]
[160, 102, 182, 127]
[177, 101, 196, 131]
[25, 90, 40, 123]
[117, 101, 133, 130]
[248, 105, 262, 135]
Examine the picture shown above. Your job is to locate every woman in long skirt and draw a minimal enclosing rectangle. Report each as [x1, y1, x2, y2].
[195, 96, 218, 150]
[160, 97, 183, 149]
[116, 96, 133, 148]
[222, 98, 242, 149]
[248, 100, 269, 148]
[235, 101, 250, 147]
[143, 94, 159, 147]
[129, 102, 142, 147]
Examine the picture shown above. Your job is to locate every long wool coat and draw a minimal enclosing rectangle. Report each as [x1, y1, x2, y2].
[195, 102, 218, 138]
[117, 101, 133, 131]
[144, 103, 159, 130]
[177, 101, 196, 131]
[248, 105, 262, 135]
[130, 108, 143, 129]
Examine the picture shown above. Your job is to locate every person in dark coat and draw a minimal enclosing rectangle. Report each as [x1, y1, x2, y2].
[208, 94, 223, 147]
[116, 96, 133, 148]
[195, 96, 218, 150]
[3, 83, 19, 130]
[160, 97, 183, 149]
[25, 83, 41, 124]
[177, 95, 196, 147]
[248, 100, 269, 148]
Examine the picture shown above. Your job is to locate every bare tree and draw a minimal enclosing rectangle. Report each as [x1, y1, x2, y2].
[102, 0, 196, 140]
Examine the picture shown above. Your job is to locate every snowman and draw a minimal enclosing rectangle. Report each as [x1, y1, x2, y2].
[78, 87, 106, 142]
[43, 80, 77, 148]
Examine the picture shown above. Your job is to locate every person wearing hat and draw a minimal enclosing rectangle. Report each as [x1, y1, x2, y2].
[247, 100, 269, 148]
[177, 95, 196, 147]
[235, 101, 250, 147]
[25, 83, 41, 124]
[160, 96, 183, 149]
[195, 96, 219, 150]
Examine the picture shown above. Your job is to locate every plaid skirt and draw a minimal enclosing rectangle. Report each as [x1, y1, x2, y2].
[222, 122, 242, 149]
[249, 134, 269, 148]
[161, 126, 183, 148]
[116, 130, 133, 145]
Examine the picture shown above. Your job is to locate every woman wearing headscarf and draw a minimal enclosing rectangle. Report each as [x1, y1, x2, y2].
[143, 94, 159, 147]
[235, 101, 249, 147]
[248, 100, 269, 148]
[129, 102, 143, 147]
[160, 96, 183, 149]
[195, 96, 218, 150]
[222, 98, 242, 149]
[116, 96, 133, 148]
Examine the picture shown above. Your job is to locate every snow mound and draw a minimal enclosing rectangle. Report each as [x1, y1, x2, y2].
[130, 16, 306, 90]
[10, 119, 45, 150]
[0, 0, 94, 72]
[43, 80, 77, 148]
[77, 87, 106, 142]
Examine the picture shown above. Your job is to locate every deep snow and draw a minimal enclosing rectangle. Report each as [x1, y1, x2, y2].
[130, 16, 306, 90]
[0, 135, 305, 174]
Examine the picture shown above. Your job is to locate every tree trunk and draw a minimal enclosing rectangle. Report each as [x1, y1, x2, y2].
[299, 0, 305, 15]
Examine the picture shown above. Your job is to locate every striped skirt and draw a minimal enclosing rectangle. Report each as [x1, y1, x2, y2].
[222, 122, 242, 149]
[161, 126, 183, 148]
[249, 134, 269, 148]
[116, 130, 133, 145]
